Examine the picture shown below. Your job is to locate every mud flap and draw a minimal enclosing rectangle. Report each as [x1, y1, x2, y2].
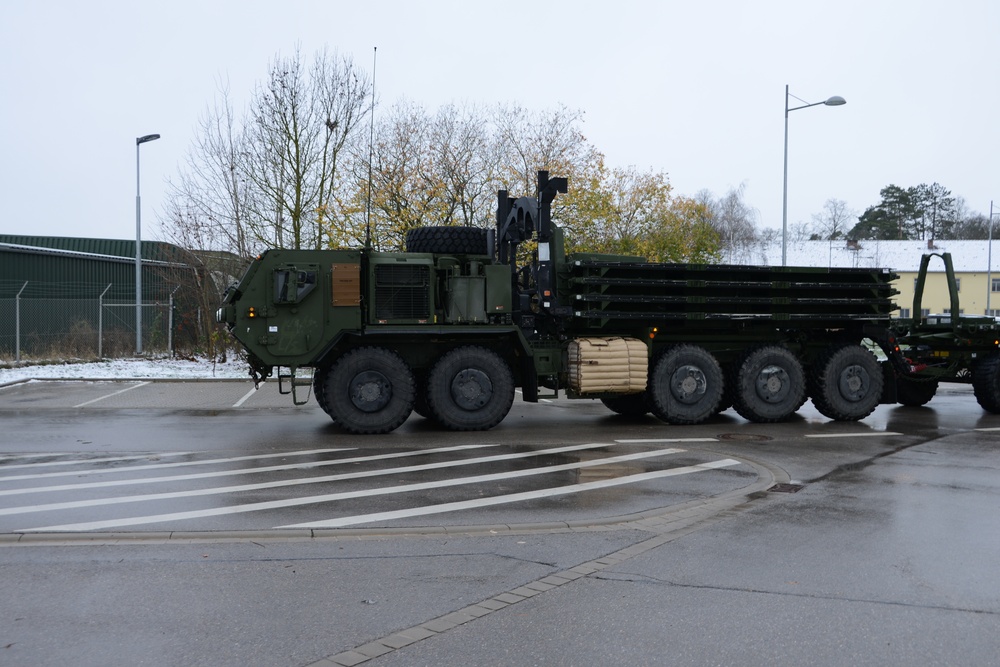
[880, 360, 898, 404]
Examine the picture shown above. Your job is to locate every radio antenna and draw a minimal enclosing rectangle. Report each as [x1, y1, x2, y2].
[365, 46, 377, 250]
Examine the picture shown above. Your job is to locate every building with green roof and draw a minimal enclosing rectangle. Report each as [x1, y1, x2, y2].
[0, 236, 241, 360]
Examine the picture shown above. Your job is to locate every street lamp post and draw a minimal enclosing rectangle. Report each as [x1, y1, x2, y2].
[135, 133, 160, 355]
[989, 200, 998, 316]
[782, 85, 846, 266]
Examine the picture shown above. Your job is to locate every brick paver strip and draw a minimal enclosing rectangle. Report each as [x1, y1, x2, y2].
[355, 642, 393, 659]
[399, 626, 436, 641]
[302, 658, 341, 667]
[328, 650, 367, 666]
[477, 598, 509, 611]
[524, 581, 555, 592]
[380, 633, 420, 649]
[462, 604, 495, 617]
[421, 618, 459, 633]
[440, 611, 476, 625]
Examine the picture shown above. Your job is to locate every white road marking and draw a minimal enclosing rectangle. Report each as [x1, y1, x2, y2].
[232, 387, 258, 408]
[804, 432, 903, 439]
[278, 459, 743, 529]
[0, 452, 193, 471]
[615, 438, 718, 444]
[0, 448, 355, 482]
[18, 448, 701, 532]
[72, 382, 150, 408]
[975, 427, 1000, 432]
[0, 442, 589, 498]
[0, 442, 635, 505]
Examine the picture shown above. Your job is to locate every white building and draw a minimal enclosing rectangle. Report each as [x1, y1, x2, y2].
[755, 239, 1000, 319]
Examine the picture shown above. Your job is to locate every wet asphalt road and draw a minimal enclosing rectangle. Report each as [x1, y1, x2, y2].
[0, 379, 998, 666]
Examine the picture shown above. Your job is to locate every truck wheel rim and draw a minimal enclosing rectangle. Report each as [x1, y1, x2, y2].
[755, 364, 790, 403]
[451, 369, 493, 410]
[838, 365, 869, 401]
[351, 370, 392, 412]
[670, 365, 707, 404]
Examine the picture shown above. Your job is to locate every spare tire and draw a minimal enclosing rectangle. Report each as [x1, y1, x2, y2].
[406, 226, 489, 255]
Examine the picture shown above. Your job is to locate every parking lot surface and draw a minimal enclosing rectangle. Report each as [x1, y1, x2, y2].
[1, 378, 998, 667]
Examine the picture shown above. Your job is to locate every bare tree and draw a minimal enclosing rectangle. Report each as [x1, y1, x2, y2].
[492, 104, 600, 196]
[697, 184, 762, 264]
[811, 198, 855, 240]
[429, 104, 498, 227]
[163, 80, 252, 257]
[787, 221, 813, 242]
[243, 47, 371, 250]
[335, 101, 608, 250]
[163, 49, 371, 255]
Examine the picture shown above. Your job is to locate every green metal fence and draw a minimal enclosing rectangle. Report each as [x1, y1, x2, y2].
[0, 283, 177, 361]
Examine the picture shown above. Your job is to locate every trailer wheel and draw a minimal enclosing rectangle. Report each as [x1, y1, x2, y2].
[810, 344, 883, 421]
[896, 377, 939, 407]
[325, 347, 415, 434]
[972, 354, 1000, 413]
[648, 345, 724, 425]
[428, 346, 514, 431]
[406, 226, 489, 255]
[601, 393, 651, 417]
[732, 345, 805, 423]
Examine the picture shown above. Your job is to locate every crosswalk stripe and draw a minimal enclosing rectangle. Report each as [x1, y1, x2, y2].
[0, 452, 193, 470]
[0, 442, 644, 517]
[804, 432, 902, 439]
[0, 442, 606, 498]
[279, 459, 743, 529]
[18, 449, 704, 532]
[0, 448, 357, 483]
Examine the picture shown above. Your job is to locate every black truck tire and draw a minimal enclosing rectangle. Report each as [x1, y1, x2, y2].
[810, 344, 883, 421]
[410, 372, 444, 424]
[325, 347, 415, 434]
[972, 354, 1000, 413]
[427, 346, 514, 431]
[601, 394, 651, 417]
[896, 377, 939, 407]
[313, 366, 335, 419]
[732, 345, 805, 423]
[648, 345, 725, 425]
[406, 226, 489, 255]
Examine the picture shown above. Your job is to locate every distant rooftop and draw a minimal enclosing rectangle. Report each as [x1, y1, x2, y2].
[750, 239, 998, 272]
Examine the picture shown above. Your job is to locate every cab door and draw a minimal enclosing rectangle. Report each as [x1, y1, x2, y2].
[267, 263, 325, 359]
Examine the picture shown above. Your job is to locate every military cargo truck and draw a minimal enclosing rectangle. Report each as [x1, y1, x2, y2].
[217, 172, 1000, 433]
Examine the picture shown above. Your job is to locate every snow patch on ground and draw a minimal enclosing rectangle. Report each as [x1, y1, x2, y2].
[0, 357, 252, 384]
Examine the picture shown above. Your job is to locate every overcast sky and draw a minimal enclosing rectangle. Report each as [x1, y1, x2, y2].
[1, 0, 998, 245]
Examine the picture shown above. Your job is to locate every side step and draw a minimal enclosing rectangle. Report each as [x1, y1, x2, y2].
[277, 367, 314, 406]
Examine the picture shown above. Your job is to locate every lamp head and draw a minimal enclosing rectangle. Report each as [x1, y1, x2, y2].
[136, 134, 161, 145]
[823, 96, 846, 106]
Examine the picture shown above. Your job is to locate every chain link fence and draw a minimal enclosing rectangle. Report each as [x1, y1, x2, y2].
[0, 285, 179, 362]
